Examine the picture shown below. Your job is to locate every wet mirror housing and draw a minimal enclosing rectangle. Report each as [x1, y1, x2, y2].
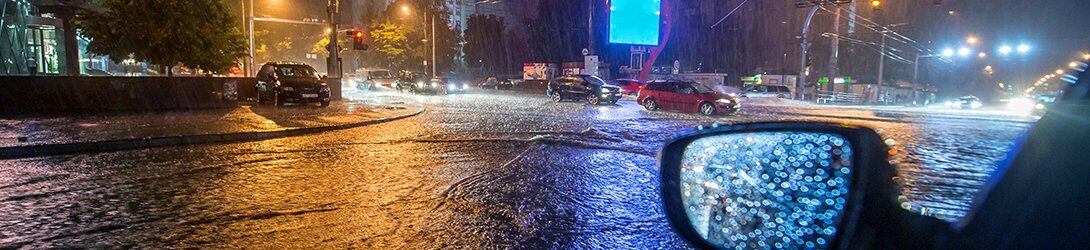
[660, 122, 941, 249]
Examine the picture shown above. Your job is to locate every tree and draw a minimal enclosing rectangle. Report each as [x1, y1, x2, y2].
[368, 21, 415, 70]
[77, 0, 247, 76]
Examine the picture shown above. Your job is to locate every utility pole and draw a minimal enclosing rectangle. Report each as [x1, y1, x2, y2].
[876, 32, 886, 104]
[587, 0, 596, 55]
[327, 0, 340, 78]
[246, 0, 255, 76]
[827, 7, 842, 90]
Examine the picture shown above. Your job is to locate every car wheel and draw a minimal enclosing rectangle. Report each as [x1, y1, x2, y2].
[552, 91, 563, 102]
[700, 103, 717, 116]
[643, 99, 658, 111]
[587, 94, 600, 105]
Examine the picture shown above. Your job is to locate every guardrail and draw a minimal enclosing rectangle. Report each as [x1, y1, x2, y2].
[816, 91, 865, 104]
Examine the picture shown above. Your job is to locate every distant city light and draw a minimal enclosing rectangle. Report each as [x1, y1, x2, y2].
[999, 46, 1013, 55]
[1017, 44, 1031, 53]
[978, 52, 987, 58]
[958, 47, 972, 57]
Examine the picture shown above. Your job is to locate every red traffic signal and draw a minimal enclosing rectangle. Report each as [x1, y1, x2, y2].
[348, 30, 368, 51]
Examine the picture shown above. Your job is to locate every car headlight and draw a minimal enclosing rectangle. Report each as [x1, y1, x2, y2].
[431, 82, 438, 88]
[462, 84, 470, 90]
[1006, 98, 1036, 112]
[716, 98, 733, 104]
[282, 87, 295, 92]
[727, 93, 738, 97]
[417, 82, 425, 88]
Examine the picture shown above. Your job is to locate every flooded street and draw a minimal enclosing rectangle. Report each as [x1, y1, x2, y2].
[0, 89, 1032, 248]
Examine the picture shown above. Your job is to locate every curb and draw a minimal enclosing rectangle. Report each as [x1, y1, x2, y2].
[0, 105, 425, 160]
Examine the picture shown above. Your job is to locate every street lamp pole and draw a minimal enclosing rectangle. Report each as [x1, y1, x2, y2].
[246, 0, 255, 76]
[327, 0, 340, 78]
[914, 54, 940, 86]
[798, 5, 819, 100]
[431, 10, 436, 77]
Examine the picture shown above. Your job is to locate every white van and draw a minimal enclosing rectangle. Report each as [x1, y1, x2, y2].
[741, 84, 792, 99]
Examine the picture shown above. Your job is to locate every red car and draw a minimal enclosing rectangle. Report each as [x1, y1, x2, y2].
[609, 79, 644, 95]
[637, 80, 741, 116]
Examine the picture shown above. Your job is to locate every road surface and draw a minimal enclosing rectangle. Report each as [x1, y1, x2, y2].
[0, 88, 1034, 248]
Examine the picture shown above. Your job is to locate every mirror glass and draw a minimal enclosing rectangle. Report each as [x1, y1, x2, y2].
[680, 132, 854, 249]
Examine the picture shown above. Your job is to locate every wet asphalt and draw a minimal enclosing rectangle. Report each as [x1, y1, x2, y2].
[0, 87, 1032, 248]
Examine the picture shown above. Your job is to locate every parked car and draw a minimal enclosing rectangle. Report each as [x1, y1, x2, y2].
[546, 74, 622, 105]
[400, 77, 470, 95]
[637, 80, 740, 116]
[610, 78, 644, 95]
[741, 84, 792, 99]
[479, 76, 514, 90]
[255, 62, 331, 107]
[946, 96, 983, 110]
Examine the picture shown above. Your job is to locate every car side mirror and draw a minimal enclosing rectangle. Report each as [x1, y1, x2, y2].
[660, 122, 945, 249]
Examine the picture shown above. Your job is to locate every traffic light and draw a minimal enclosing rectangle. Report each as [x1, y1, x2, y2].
[348, 30, 368, 51]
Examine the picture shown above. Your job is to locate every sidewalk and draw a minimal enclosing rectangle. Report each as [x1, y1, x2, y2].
[0, 100, 421, 149]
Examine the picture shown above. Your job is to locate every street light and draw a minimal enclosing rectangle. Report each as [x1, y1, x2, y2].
[942, 49, 955, 57]
[1017, 44, 1031, 53]
[967, 36, 978, 45]
[999, 45, 1013, 55]
[1070, 61, 1080, 68]
[1083, 53, 1090, 60]
[1057, 69, 1065, 74]
[401, 5, 411, 15]
[978, 52, 987, 58]
[958, 47, 972, 57]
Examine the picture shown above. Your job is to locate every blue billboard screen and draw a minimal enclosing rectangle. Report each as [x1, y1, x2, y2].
[608, 0, 661, 46]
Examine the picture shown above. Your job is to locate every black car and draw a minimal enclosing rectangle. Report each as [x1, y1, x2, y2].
[255, 62, 331, 107]
[479, 76, 514, 90]
[546, 74, 622, 105]
[399, 77, 470, 95]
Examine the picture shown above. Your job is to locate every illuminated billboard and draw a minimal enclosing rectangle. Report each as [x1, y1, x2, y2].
[608, 0, 661, 46]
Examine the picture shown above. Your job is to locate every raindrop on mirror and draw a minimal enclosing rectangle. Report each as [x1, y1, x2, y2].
[681, 132, 853, 249]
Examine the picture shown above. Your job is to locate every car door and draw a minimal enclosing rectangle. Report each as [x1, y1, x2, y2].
[674, 84, 701, 112]
[660, 82, 683, 110]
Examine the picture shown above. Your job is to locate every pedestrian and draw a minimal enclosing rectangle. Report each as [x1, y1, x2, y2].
[27, 57, 38, 76]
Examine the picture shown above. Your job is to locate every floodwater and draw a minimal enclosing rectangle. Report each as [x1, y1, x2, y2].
[0, 88, 1032, 248]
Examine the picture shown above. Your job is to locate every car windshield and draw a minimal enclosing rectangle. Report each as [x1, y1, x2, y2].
[371, 71, 391, 78]
[4, 0, 1087, 248]
[583, 75, 608, 86]
[276, 65, 317, 78]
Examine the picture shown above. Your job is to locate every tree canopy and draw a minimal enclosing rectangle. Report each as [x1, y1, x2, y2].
[77, 0, 247, 75]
